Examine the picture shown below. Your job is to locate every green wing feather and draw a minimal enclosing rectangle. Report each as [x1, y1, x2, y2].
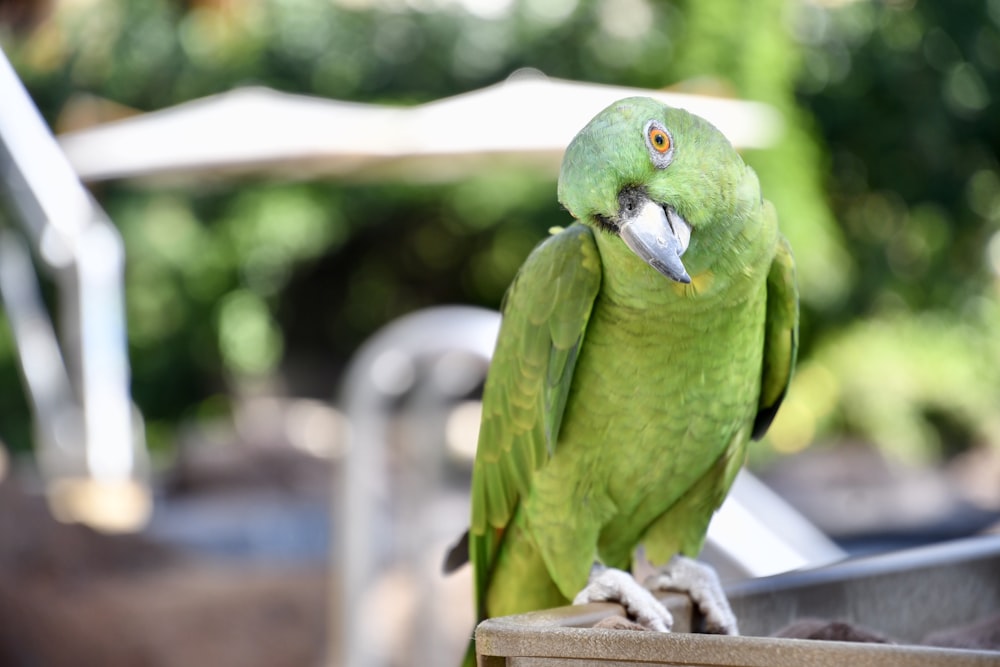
[753, 231, 799, 440]
[469, 222, 601, 620]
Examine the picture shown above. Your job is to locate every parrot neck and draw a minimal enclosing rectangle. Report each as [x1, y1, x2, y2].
[594, 232, 696, 307]
[592, 221, 772, 311]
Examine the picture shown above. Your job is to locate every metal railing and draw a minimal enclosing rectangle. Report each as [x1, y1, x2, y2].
[0, 47, 149, 532]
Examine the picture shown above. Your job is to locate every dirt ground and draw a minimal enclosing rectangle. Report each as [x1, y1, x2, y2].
[0, 478, 330, 667]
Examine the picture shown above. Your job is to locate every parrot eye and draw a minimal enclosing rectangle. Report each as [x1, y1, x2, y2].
[649, 128, 670, 152]
[644, 120, 675, 169]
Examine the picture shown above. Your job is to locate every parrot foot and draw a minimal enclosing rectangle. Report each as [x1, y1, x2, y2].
[645, 555, 738, 635]
[573, 566, 673, 632]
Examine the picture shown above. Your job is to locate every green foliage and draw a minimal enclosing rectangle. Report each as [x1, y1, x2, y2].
[796, 0, 1000, 316]
[750, 0, 1000, 464]
[1, 0, 997, 463]
[769, 301, 1000, 463]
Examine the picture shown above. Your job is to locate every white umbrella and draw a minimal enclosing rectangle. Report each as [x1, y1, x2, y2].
[58, 71, 782, 183]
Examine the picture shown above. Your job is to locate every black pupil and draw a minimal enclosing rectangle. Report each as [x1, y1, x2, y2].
[654, 133, 664, 146]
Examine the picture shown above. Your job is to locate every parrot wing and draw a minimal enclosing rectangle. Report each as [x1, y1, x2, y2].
[752, 230, 798, 440]
[468, 222, 602, 617]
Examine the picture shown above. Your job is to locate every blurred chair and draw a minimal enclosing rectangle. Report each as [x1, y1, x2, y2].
[336, 306, 499, 667]
[334, 305, 845, 667]
[0, 48, 149, 532]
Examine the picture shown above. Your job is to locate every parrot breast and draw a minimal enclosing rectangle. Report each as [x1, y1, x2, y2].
[538, 238, 769, 571]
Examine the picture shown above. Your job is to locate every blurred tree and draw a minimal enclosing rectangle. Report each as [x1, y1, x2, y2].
[0, 0, 997, 465]
[798, 0, 999, 315]
[768, 0, 1000, 462]
[0, 0, 53, 33]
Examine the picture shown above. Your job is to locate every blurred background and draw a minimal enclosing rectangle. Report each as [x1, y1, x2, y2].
[0, 0, 999, 665]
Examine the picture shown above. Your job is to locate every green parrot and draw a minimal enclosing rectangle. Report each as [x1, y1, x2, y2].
[447, 96, 797, 658]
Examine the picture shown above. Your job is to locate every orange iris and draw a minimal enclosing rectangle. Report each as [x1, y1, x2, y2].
[649, 127, 671, 153]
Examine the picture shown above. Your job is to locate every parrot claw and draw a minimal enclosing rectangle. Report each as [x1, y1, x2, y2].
[574, 566, 673, 632]
[645, 555, 739, 635]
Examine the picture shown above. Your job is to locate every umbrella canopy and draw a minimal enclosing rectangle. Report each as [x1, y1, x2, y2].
[58, 72, 782, 184]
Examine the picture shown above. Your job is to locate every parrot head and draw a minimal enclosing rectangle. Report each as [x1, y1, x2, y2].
[558, 97, 754, 284]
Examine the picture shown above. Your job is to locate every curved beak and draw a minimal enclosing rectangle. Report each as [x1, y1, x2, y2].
[619, 199, 692, 283]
